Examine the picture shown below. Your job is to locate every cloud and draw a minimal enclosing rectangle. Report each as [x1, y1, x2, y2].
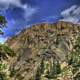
[0, 0, 37, 30]
[0, 0, 38, 43]
[60, 5, 80, 24]
[23, 5, 38, 20]
[0, 0, 25, 10]
[0, 0, 37, 17]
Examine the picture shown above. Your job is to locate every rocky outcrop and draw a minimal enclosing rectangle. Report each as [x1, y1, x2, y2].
[6, 21, 80, 80]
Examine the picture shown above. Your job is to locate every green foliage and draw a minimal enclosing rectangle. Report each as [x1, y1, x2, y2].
[0, 16, 7, 27]
[74, 72, 80, 80]
[0, 63, 6, 71]
[35, 59, 44, 80]
[0, 43, 15, 60]
[0, 43, 14, 80]
[0, 73, 7, 80]
[0, 15, 7, 35]
[35, 35, 80, 80]
[61, 36, 80, 80]
[68, 36, 80, 67]
[0, 63, 7, 80]
[47, 61, 61, 79]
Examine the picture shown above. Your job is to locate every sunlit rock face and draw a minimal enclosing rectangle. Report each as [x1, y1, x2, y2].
[6, 21, 80, 80]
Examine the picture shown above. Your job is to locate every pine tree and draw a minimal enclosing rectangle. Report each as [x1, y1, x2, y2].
[35, 58, 44, 80]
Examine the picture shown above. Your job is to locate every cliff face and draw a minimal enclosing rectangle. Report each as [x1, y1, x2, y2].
[6, 21, 80, 80]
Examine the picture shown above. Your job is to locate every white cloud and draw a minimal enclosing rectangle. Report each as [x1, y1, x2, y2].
[60, 5, 80, 24]
[0, 0, 37, 10]
[61, 5, 77, 16]
[0, 0, 38, 43]
[0, 0, 24, 10]
[0, 0, 37, 21]
[23, 6, 37, 20]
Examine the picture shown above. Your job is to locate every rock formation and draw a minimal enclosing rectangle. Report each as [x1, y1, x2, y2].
[6, 21, 80, 80]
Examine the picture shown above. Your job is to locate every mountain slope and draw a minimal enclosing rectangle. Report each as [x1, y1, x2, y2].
[6, 21, 80, 80]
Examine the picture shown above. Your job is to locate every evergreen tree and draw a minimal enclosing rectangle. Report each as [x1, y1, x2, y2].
[35, 58, 44, 80]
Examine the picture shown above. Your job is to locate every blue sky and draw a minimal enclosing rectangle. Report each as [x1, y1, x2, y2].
[0, 0, 80, 43]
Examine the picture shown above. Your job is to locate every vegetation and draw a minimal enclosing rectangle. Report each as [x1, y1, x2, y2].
[0, 43, 15, 60]
[35, 59, 44, 80]
[0, 15, 14, 80]
[0, 20, 79, 80]
[34, 28, 80, 80]
[0, 43, 15, 80]
[0, 15, 7, 35]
